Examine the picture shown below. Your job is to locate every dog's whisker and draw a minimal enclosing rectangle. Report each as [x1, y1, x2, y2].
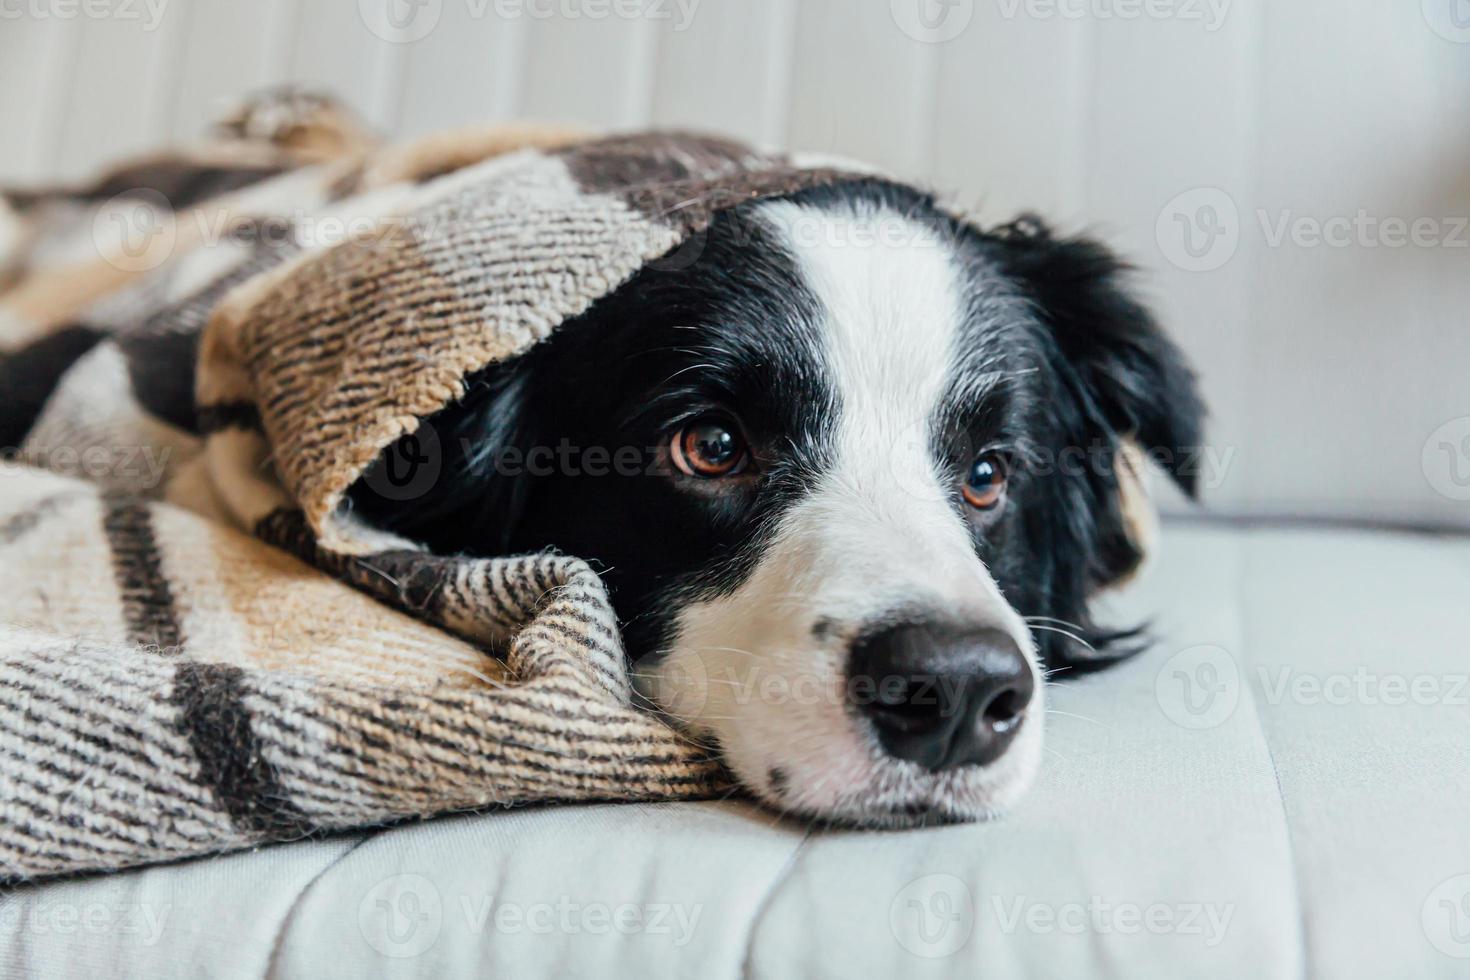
[1026, 623, 1096, 652]
[693, 645, 763, 659]
[658, 361, 723, 386]
[1024, 614, 1087, 630]
[459, 667, 508, 689]
[1025, 622, 1085, 637]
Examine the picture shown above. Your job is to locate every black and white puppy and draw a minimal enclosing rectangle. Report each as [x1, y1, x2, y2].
[351, 178, 1204, 827]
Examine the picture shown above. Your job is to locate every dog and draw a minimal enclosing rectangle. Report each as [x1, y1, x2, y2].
[349, 176, 1205, 827]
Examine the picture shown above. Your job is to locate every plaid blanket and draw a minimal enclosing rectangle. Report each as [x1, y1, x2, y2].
[0, 92, 873, 882]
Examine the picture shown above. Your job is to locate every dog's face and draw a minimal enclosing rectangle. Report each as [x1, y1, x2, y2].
[352, 179, 1203, 827]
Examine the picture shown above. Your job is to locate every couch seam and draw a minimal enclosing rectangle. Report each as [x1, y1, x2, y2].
[261, 832, 374, 979]
[738, 826, 813, 980]
[1236, 528, 1309, 980]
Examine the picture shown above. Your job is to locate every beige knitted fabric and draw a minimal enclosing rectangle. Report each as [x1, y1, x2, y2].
[0, 92, 873, 882]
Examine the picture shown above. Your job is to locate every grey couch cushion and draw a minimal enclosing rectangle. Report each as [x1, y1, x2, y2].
[3, 521, 1467, 978]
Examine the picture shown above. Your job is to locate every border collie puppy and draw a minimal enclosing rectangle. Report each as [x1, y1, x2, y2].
[351, 178, 1204, 826]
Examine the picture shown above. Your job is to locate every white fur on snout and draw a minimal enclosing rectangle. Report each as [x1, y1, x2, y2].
[636, 199, 1045, 825]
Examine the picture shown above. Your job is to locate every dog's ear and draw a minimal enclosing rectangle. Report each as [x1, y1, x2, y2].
[347, 359, 538, 556]
[987, 215, 1205, 587]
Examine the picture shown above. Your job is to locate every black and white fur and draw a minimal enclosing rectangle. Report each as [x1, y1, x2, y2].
[351, 178, 1204, 827]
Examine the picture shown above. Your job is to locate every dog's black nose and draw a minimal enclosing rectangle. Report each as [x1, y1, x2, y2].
[848, 623, 1034, 772]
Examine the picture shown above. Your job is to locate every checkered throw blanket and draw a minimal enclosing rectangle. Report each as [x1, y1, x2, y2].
[0, 93, 872, 882]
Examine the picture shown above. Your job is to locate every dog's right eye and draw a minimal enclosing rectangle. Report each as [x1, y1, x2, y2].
[962, 453, 1008, 510]
[671, 416, 749, 478]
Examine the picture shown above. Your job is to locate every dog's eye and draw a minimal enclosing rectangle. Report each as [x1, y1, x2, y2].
[962, 453, 1007, 510]
[671, 416, 749, 478]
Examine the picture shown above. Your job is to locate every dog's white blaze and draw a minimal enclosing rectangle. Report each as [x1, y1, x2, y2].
[639, 200, 1043, 824]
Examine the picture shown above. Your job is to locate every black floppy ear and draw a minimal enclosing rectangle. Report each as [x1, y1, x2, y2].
[347, 358, 539, 556]
[990, 215, 1205, 496]
[987, 216, 1205, 591]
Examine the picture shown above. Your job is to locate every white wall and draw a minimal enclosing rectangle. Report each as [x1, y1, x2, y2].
[2, 0, 1468, 527]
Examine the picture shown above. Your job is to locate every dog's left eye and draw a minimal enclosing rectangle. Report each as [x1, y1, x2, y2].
[671, 415, 749, 478]
[962, 453, 1007, 510]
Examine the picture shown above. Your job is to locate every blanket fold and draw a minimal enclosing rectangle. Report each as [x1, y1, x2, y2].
[0, 467, 729, 882]
[0, 91, 889, 881]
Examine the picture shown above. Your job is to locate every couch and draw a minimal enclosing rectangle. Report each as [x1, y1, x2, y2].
[5, 518, 1466, 978]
